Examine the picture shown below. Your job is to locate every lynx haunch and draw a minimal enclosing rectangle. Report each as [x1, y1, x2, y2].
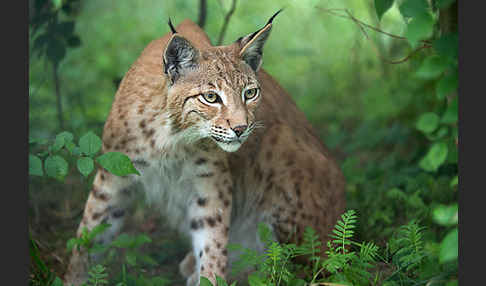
[64, 11, 345, 286]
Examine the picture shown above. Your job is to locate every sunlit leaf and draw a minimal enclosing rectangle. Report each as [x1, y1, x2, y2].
[416, 112, 440, 134]
[399, 0, 430, 18]
[432, 204, 458, 226]
[405, 12, 434, 48]
[439, 228, 458, 263]
[96, 152, 140, 176]
[419, 142, 448, 172]
[375, 0, 394, 21]
[416, 55, 449, 79]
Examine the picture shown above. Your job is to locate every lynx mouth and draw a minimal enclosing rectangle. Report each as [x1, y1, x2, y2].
[211, 136, 243, 152]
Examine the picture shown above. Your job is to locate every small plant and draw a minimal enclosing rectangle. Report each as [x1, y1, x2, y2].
[83, 264, 109, 286]
[29, 131, 139, 181]
[65, 225, 170, 286]
[66, 223, 112, 255]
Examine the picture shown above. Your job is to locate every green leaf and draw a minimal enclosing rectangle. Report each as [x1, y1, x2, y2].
[419, 142, 448, 172]
[51, 0, 62, 10]
[432, 204, 458, 226]
[56, 21, 75, 37]
[216, 275, 228, 286]
[247, 274, 266, 286]
[29, 154, 44, 176]
[46, 38, 66, 65]
[405, 12, 434, 48]
[77, 157, 94, 177]
[44, 155, 69, 180]
[441, 96, 458, 124]
[51, 276, 64, 286]
[399, 0, 430, 18]
[87, 223, 111, 241]
[439, 228, 458, 263]
[416, 112, 440, 134]
[437, 72, 458, 100]
[433, 33, 458, 61]
[416, 55, 449, 79]
[89, 243, 109, 254]
[133, 234, 152, 248]
[375, 0, 394, 21]
[200, 277, 214, 286]
[65, 141, 76, 154]
[57, 131, 74, 143]
[126, 251, 137, 266]
[53, 132, 75, 153]
[79, 132, 102, 156]
[450, 175, 458, 187]
[137, 254, 157, 266]
[66, 238, 78, 252]
[51, 132, 74, 152]
[111, 233, 135, 249]
[96, 152, 140, 176]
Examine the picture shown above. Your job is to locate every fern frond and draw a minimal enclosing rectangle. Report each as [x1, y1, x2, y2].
[329, 210, 357, 254]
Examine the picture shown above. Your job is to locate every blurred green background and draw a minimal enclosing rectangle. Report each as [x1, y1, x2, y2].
[29, 0, 458, 285]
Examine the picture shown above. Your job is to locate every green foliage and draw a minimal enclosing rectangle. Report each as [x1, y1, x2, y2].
[67, 223, 112, 253]
[83, 264, 109, 286]
[29, 131, 140, 180]
[439, 227, 457, 264]
[374, 0, 395, 20]
[96, 152, 141, 177]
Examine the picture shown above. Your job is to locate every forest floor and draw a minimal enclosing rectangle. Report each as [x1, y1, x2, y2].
[29, 174, 191, 285]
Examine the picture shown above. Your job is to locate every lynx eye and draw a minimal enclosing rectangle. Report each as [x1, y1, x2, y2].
[201, 92, 220, 104]
[244, 88, 259, 100]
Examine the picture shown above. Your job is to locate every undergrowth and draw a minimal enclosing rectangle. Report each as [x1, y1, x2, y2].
[30, 209, 457, 286]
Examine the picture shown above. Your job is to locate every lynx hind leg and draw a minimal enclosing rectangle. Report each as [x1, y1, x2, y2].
[64, 169, 136, 286]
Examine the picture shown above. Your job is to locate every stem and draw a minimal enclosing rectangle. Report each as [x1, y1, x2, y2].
[198, 0, 207, 28]
[217, 0, 237, 45]
[52, 63, 64, 130]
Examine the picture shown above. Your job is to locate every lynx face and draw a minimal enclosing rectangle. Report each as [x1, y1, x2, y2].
[163, 21, 273, 152]
[166, 52, 262, 152]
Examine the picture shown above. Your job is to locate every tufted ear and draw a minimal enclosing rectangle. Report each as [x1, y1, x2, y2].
[163, 20, 199, 84]
[236, 9, 282, 72]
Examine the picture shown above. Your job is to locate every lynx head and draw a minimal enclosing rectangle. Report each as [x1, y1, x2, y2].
[162, 10, 281, 152]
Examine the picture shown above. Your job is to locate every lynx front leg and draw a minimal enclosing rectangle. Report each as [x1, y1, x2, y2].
[64, 169, 136, 286]
[186, 157, 233, 286]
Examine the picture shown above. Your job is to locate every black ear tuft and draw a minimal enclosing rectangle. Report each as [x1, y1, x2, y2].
[163, 35, 199, 84]
[168, 18, 177, 34]
[237, 10, 283, 72]
[266, 9, 284, 25]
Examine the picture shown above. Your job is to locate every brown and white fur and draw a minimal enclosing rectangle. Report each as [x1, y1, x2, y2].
[64, 13, 345, 286]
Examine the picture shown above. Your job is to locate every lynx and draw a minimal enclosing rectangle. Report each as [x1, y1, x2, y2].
[64, 11, 345, 286]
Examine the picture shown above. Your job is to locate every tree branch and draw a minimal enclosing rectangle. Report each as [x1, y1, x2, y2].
[317, 7, 433, 64]
[217, 0, 237, 45]
[198, 0, 207, 29]
[53, 64, 64, 130]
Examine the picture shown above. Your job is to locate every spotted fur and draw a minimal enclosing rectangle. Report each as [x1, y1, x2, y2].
[64, 17, 345, 286]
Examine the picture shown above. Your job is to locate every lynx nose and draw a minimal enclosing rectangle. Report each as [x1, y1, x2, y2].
[232, 125, 247, 137]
